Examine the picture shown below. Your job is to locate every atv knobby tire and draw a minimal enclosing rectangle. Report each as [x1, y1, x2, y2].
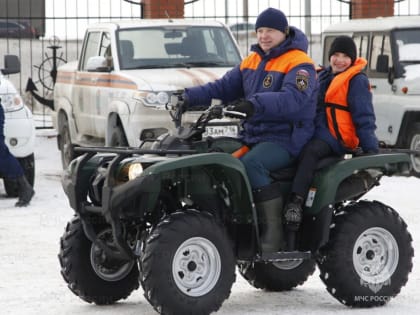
[58, 216, 139, 305]
[140, 210, 235, 315]
[238, 259, 316, 291]
[318, 200, 413, 307]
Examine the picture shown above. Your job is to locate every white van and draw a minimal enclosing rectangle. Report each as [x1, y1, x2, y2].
[322, 16, 420, 176]
[0, 55, 35, 196]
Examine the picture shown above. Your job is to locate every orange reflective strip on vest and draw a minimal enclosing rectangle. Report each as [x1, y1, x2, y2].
[324, 57, 368, 150]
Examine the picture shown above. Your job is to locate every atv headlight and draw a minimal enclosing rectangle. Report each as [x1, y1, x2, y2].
[1, 93, 24, 112]
[128, 163, 143, 180]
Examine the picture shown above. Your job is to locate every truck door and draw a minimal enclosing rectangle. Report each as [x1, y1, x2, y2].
[75, 31, 110, 140]
[366, 33, 398, 145]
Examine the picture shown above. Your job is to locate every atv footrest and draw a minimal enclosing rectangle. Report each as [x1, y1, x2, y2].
[259, 251, 312, 262]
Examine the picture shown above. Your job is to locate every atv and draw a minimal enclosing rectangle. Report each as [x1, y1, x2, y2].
[58, 96, 414, 314]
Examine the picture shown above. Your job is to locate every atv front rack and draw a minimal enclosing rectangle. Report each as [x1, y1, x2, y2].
[65, 146, 197, 260]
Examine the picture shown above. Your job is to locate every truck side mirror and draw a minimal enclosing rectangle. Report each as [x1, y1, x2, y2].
[1, 55, 21, 75]
[376, 54, 389, 73]
[86, 56, 111, 72]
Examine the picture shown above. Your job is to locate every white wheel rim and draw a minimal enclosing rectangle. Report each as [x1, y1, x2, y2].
[353, 227, 399, 284]
[410, 134, 420, 173]
[172, 237, 221, 297]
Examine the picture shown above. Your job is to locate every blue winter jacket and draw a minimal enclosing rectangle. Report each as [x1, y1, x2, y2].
[184, 26, 318, 157]
[314, 66, 378, 154]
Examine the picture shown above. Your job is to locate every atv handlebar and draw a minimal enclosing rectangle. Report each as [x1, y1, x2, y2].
[167, 94, 247, 130]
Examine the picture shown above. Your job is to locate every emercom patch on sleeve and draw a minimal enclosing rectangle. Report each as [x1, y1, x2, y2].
[296, 69, 309, 91]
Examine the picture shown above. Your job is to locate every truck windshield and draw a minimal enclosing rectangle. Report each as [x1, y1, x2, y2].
[117, 26, 241, 70]
[394, 29, 420, 64]
[394, 29, 420, 80]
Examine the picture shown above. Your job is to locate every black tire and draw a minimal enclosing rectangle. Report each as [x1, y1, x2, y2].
[58, 216, 139, 305]
[318, 200, 414, 307]
[407, 123, 420, 177]
[109, 124, 128, 147]
[140, 210, 235, 315]
[238, 259, 316, 291]
[3, 153, 35, 197]
[60, 119, 79, 169]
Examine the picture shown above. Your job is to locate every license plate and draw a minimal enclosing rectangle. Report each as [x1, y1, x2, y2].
[204, 125, 238, 137]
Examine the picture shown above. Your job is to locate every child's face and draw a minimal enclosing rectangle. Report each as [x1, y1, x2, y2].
[330, 52, 352, 74]
[257, 27, 287, 52]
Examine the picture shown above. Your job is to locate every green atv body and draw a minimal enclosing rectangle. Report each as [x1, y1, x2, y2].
[58, 104, 414, 314]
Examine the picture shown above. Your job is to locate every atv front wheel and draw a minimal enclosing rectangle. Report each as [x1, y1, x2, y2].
[58, 216, 139, 304]
[238, 259, 316, 291]
[318, 201, 413, 307]
[140, 210, 235, 314]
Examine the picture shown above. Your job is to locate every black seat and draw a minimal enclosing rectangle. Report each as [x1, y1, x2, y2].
[270, 156, 343, 181]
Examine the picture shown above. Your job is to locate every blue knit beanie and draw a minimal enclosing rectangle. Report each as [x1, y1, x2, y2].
[255, 7, 289, 33]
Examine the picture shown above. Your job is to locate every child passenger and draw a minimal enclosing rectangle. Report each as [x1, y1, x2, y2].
[283, 35, 379, 227]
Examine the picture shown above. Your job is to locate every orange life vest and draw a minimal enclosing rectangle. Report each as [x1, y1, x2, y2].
[324, 57, 368, 150]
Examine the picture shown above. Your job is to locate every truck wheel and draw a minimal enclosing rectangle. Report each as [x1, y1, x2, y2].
[109, 124, 128, 147]
[3, 153, 35, 197]
[140, 210, 235, 314]
[318, 200, 413, 307]
[408, 123, 420, 177]
[58, 216, 139, 305]
[238, 259, 316, 291]
[60, 119, 79, 169]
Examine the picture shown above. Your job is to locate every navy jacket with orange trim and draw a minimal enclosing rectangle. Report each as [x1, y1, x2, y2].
[314, 61, 378, 154]
[184, 26, 318, 157]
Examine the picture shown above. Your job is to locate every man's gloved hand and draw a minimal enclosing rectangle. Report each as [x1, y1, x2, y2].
[229, 100, 254, 118]
[179, 94, 189, 113]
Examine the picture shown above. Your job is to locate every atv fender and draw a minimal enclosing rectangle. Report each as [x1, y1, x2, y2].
[110, 152, 255, 221]
[306, 153, 410, 215]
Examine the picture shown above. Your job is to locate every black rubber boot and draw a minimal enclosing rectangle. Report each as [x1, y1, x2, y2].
[283, 194, 304, 250]
[253, 183, 284, 253]
[15, 176, 35, 207]
[284, 194, 304, 225]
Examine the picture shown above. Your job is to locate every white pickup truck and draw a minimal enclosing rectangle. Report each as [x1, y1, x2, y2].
[53, 19, 242, 168]
[322, 16, 420, 176]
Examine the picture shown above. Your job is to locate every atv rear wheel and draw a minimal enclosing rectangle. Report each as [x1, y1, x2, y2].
[238, 258, 316, 291]
[140, 210, 235, 314]
[58, 216, 139, 305]
[318, 201, 413, 307]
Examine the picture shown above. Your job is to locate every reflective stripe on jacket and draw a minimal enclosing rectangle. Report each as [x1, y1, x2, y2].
[325, 57, 367, 150]
[240, 49, 314, 73]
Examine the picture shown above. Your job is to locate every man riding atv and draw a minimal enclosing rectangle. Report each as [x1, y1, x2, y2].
[182, 7, 318, 252]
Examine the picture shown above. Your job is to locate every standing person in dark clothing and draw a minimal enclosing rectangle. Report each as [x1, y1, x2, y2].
[0, 101, 35, 207]
[283, 36, 378, 230]
[182, 7, 318, 252]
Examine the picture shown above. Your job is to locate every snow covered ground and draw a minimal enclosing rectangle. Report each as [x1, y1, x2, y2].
[1, 130, 419, 314]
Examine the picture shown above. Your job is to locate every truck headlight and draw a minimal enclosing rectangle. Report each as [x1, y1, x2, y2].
[128, 163, 143, 180]
[1, 93, 24, 112]
[133, 91, 170, 107]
